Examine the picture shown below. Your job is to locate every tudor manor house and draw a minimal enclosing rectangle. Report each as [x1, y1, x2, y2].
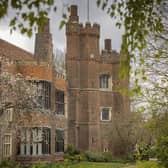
[0, 5, 130, 163]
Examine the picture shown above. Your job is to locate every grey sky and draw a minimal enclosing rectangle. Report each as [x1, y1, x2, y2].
[0, 0, 123, 54]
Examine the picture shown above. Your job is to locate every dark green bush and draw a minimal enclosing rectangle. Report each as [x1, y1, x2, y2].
[134, 143, 151, 161]
[0, 160, 21, 168]
[102, 152, 113, 162]
[65, 145, 80, 155]
[64, 145, 84, 163]
[83, 151, 113, 162]
[148, 145, 157, 158]
[84, 151, 104, 162]
[156, 136, 168, 167]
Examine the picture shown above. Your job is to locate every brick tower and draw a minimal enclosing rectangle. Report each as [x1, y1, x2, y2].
[66, 5, 130, 154]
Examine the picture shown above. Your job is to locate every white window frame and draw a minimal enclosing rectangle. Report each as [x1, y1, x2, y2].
[5, 108, 13, 122]
[99, 74, 112, 91]
[3, 133, 12, 158]
[100, 107, 112, 121]
[19, 127, 50, 156]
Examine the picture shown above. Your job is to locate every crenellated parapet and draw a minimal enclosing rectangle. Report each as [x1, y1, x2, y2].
[79, 22, 100, 37]
[101, 39, 120, 63]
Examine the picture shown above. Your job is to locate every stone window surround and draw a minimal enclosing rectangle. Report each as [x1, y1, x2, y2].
[19, 127, 51, 156]
[99, 73, 112, 91]
[55, 89, 65, 116]
[55, 128, 64, 153]
[100, 107, 112, 121]
[3, 133, 12, 158]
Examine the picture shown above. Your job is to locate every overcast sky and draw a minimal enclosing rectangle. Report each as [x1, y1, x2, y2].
[0, 0, 123, 54]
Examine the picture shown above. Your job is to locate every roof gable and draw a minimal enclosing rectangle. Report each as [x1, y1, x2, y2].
[0, 39, 35, 61]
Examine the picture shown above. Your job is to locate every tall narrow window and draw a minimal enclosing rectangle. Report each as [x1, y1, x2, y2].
[5, 108, 13, 122]
[55, 90, 64, 115]
[55, 129, 64, 152]
[19, 127, 51, 156]
[42, 127, 51, 154]
[3, 134, 12, 158]
[37, 81, 51, 110]
[99, 74, 110, 89]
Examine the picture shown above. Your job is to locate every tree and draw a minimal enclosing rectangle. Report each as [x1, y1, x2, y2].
[53, 49, 66, 76]
[0, 0, 167, 80]
[97, 0, 166, 79]
[0, 58, 39, 160]
[0, 0, 57, 37]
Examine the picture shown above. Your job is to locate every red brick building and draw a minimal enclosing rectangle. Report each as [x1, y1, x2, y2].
[66, 5, 130, 154]
[0, 19, 67, 164]
[0, 5, 130, 163]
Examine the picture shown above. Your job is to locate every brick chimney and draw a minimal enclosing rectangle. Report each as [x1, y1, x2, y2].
[69, 5, 79, 22]
[105, 39, 111, 51]
[34, 18, 53, 64]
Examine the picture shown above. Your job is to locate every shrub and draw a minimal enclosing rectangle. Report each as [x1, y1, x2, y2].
[102, 152, 113, 162]
[83, 151, 113, 162]
[136, 161, 163, 168]
[0, 160, 21, 168]
[148, 145, 157, 158]
[84, 151, 104, 162]
[64, 145, 84, 163]
[156, 136, 168, 167]
[134, 143, 150, 161]
[65, 145, 80, 155]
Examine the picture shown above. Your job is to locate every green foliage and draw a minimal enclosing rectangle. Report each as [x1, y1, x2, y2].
[0, 0, 57, 37]
[64, 145, 83, 162]
[84, 151, 113, 162]
[30, 163, 48, 168]
[0, 160, 21, 168]
[156, 136, 168, 167]
[65, 145, 80, 155]
[134, 143, 150, 161]
[136, 161, 163, 168]
[102, 152, 113, 162]
[96, 0, 166, 94]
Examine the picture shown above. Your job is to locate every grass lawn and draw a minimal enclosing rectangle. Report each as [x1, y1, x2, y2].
[53, 162, 135, 168]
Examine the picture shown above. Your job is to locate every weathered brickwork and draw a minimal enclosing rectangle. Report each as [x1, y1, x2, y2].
[0, 19, 67, 164]
[66, 5, 130, 155]
[0, 4, 130, 163]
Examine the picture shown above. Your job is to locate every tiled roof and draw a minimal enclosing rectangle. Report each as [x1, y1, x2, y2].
[0, 39, 34, 61]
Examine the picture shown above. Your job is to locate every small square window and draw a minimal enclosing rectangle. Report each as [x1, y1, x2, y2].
[101, 108, 111, 121]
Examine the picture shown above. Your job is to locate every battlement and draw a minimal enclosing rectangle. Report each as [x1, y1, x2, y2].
[79, 22, 100, 36]
[101, 50, 120, 62]
[101, 39, 120, 62]
[67, 5, 100, 37]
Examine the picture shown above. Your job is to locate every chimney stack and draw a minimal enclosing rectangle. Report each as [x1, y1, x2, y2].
[41, 18, 50, 33]
[105, 39, 111, 51]
[34, 17, 53, 63]
[69, 5, 79, 22]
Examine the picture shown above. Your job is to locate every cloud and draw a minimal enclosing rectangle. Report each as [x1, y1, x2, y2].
[0, 0, 123, 53]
